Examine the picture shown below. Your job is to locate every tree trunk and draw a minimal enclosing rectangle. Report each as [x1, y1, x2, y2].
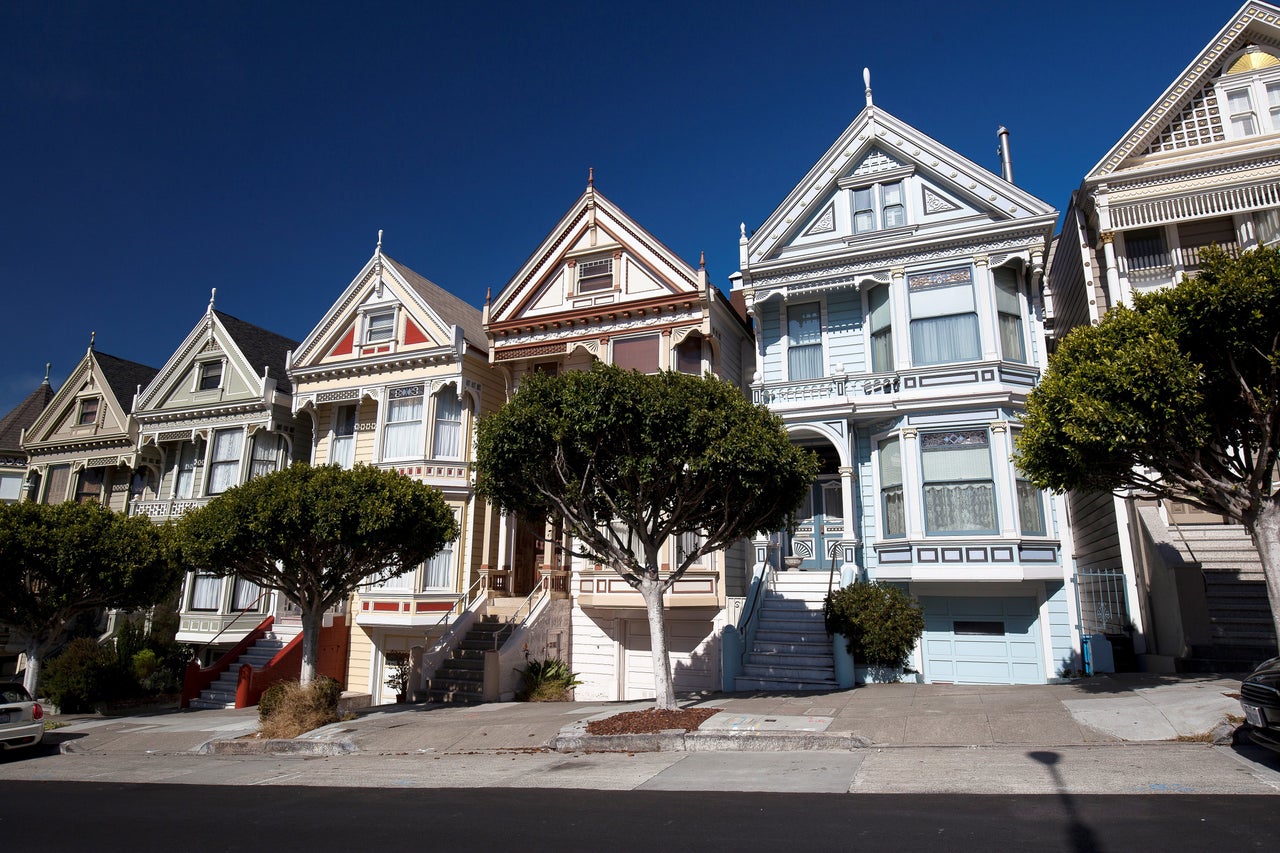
[21, 638, 41, 697]
[638, 577, 676, 710]
[299, 606, 322, 685]
[1250, 499, 1280, 650]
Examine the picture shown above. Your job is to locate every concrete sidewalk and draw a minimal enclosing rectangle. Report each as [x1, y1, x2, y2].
[40, 672, 1246, 757]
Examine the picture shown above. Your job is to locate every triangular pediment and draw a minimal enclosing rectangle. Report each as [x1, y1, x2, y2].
[24, 349, 156, 448]
[488, 187, 702, 326]
[745, 108, 1055, 266]
[135, 309, 296, 415]
[291, 249, 484, 373]
[1089, 2, 1280, 178]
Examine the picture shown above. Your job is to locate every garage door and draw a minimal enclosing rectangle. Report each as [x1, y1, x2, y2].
[919, 596, 1044, 684]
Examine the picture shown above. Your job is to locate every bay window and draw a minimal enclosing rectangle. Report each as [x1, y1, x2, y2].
[921, 430, 997, 535]
[908, 267, 980, 366]
[249, 433, 284, 479]
[206, 429, 244, 495]
[867, 284, 894, 372]
[432, 390, 463, 459]
[190, 574, 222, 611]
[787, 302, 823, 380]
[383, 386, 424, 460]
[423, 538, 455, 589]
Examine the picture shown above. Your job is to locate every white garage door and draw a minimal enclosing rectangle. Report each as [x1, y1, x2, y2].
[920, 596, 1044, 684]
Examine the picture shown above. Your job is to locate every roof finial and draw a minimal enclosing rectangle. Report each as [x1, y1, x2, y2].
[43, 362, 51, 384]
[864, 67, 873, 107]
[588, 166, 594, 188]
[88, 331, 96, 352]
[208, 287, 216, 314]
[376, 229, 383, 253]
[740, 222, 747, 241]
[699, 250, 706, 270]
[485, 287, 492, 306]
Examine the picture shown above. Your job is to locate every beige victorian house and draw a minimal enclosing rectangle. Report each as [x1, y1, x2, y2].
[484, 179, 754, 701]
[288, 238, 502, 705]
[129, 297, 311, 662]
[1048, 0, 1280, 670]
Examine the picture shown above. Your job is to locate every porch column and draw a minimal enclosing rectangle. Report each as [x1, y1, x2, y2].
[900, 427, 923, 539]
[838, 465, 858, 584]
[890, 267, 910, 368]
[988, 421, 1017, 537]
[495, 509, 511, 575]
[1099, 232, 1126, 308]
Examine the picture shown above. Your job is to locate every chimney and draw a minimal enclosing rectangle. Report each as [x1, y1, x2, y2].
[997, 126, 1013, 183]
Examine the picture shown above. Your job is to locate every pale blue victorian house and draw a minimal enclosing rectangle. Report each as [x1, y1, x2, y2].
[728, 74, 1078, 688]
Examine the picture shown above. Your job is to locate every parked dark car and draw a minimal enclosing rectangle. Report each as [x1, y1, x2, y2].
[1240, 656, 1280, 753]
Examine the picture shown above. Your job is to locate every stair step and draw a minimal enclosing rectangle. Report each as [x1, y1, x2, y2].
[748, 651, 835, 668]
[741, 663, 835, 681]
[734, 676, 838, 692]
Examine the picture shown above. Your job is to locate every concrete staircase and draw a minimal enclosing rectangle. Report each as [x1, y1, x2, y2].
[425, 616, 510, 704]
[188, 635, 287, 710]
[734, 571, 837, 692]
[1172, 524, 1277, 670]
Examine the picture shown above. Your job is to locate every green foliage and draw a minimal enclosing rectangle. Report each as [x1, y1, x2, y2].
[176, 464, 458, 613]
[0, 501, 181, 660]
[475, 364, 818, 582]
[823, 582, 925, 670]
[310, 675, 342, 709]
[40, 638, 125, 713]
[384, 654, 410, 696]
[131, 649, 160, 682]
[1016, 245, 1280, 522]
[515, 657, 582, 702]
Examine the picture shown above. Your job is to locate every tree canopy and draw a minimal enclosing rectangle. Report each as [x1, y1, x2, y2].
[0, 500, 180, 694]
[176, 463, 458, 682]
[1016, 244, 1280, 641]
[475, 363, 816, 708]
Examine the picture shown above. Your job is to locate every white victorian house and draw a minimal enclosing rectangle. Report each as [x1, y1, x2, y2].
[730, 75, 1077, 686]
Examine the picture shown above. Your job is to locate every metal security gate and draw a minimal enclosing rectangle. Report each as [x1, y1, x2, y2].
[1074, 568, 1131, 635]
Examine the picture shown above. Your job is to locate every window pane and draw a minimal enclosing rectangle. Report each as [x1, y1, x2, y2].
[910, 313, 980, 364]
[176, 442, 198, 499]
[432, 392, 463, 459]
[788, 344, 823, 380]
[423, 540, 454, 589]
[882, 204, 905, 228]
[822, 483, 843, 523]
[999, 312, 1026, 362]
[232, 577, 260, 610]
[198, 362, 222, 390]
[882, 182, 903, 206]
[366, 311, 394, 343]
[879, 437, 902, 486]
[676, 337, 702, 374]
[43, 465, 69, 504]
[0, 472, 21, 503]
[191, 574, 221, 611]
[788, 303, 821, 344]
[207, 429, 244, 495]
[1018, 479, 1046, 536]
[78, 398, 99, 425]
[1227, 88, 1254, 112]
[924, 482, 996, 533]
[75, 468, 103, 504]
[250, 434, 281, 479]
[879, 438, 904, 538]
[578, 258, 614, 293]
[613, 335, 660, 373]
[882, 486, 905, 537]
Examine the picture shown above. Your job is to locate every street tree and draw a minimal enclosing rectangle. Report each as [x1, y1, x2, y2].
[475, 364, 816, 709]
[1016, 244, 1280, 642]
[176, 463, 457, 683]
[0, 501, 180, 695]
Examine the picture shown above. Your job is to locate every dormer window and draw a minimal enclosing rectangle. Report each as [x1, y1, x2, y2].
[197, 361, 222, 391]
[77, 398, 99, 426]
[851, 180, 906, 235]
[365, 310, 395, 344]
[1216, 46, 1280, 139]
[577, 258, 614, 293]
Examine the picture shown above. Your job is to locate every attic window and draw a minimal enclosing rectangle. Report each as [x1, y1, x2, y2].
[577, 258, 614, 293]
[1216, 48, 1280, 139]
[198, 361, 223, 391]
[366, 310, 395, 343]
[77, 398, 99, 426]
[851, 181, 906, 235]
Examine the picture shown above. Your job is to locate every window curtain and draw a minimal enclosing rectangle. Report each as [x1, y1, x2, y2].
[879, 437, 905, 537]
[43, 465, 69, 505]
[432, 392, 463, 459]
[331, 405, 356, 469]
[613, 335, 660, 373]
[191, 574, 221, 611]
[1017, 479, 1046, 536]
[423, 541, 454, 589]
[993, 268, 1026, 363]
[383, 395, 423, 459]
[232, 576, 260, 610]
[868, 284, 894, 372]
[249, 434, 282, 480]
[910, 313, 980, 365]
[787, 302, 823, 379]
[922, 439, 996, 534]
[207, 429, 244, 495]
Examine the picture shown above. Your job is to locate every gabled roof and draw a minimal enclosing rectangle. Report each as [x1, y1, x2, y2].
[382, 255, 487, 349]
[214, 310, 300, 393]
[488, 183, 703, 324]
[0, 378, 54, 452]
[94, 352, 160, 414]
[744, 99, 1056, 268]
[1087, 1, 1280, 179]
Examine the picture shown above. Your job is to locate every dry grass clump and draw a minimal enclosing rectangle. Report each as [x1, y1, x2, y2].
[257, 677, 340, 739]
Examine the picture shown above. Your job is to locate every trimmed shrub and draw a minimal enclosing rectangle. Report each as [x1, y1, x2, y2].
[41, 637, 127, 712]
[515, 657, 581, 702]
[823, 582, 925, 672]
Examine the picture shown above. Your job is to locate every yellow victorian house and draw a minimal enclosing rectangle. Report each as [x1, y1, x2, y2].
[288, 236, 502, 705]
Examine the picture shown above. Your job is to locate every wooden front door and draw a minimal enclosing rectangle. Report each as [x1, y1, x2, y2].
[512, 515, 543, 596]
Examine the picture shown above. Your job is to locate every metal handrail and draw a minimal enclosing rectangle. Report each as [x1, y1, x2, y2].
[426, 573, 488, 632]
[490, 577, 549, 650]
[738, 561, 774, 666]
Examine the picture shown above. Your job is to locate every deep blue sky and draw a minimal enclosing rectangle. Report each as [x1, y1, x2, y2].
[0, 0, 1246, 414]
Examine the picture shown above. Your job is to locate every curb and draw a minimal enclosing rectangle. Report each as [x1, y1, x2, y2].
[551, 727, 873, 753]
[199, 737, 358, 756]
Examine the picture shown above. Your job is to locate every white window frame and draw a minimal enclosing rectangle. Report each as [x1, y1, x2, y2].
[876, 434, 906, 540]
[196, 360, 223, 392]
[992, 265, 1027, 364]
[785, 300, 824, 381]
[206, 428, 245, 496]
[381, 385, 425, 461]
[76, 397, 99, 426]
[1215, 53, 1280, 139]
[906, 266, 981, 367]
[364, 308, 396, 344]
[919, 429, 998, 536]
[331, 404, 357, 469]
[576, 257, 615, 294]
[865, 282, 894, 373]
[431, 388, 464, 460]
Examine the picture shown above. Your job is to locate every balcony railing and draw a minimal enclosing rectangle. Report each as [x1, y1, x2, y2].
[130, 497, 211, 520]
[752, 360, 1038, 408]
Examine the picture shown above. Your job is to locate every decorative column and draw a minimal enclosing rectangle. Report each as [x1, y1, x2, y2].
[900, 426, 923, 540]
[1099, 232, 1123, 309]
[988, 420, 1017, 537]
[890, 267, 910, 368]
[838, 465, 859, 584]
[972, 255, 998, 361]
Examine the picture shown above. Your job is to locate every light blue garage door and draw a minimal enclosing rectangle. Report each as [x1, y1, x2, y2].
[919, 596, 1044, 684]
